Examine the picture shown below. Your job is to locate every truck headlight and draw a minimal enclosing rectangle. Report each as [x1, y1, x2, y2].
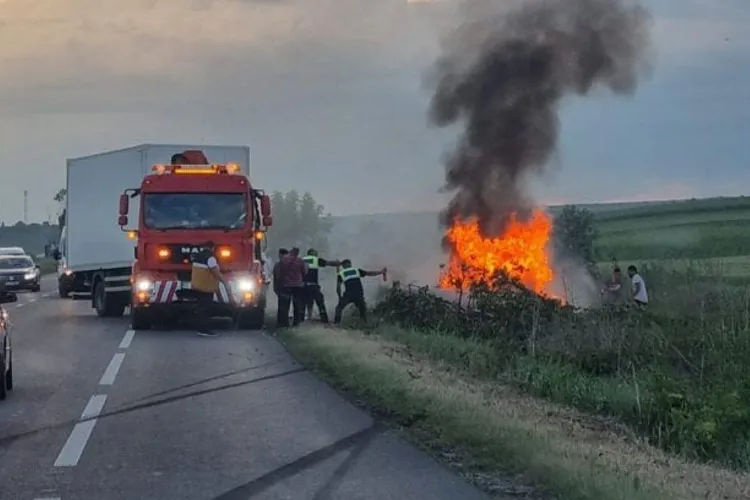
[135, 279, 153, 291]
[236, 279, 255, 292]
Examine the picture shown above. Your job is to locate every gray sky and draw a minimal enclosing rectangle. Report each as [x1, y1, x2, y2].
[0, 0, 748, 223]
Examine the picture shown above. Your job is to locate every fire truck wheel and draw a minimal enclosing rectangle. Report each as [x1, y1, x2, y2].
[238, 308, 264, 330]
[0, 352, 7, 401]
[5, 356, 12, 391]
[131, 308, 152, 330]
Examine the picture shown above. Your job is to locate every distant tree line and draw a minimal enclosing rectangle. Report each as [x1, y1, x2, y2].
[0, 222, 60, 256]
[266, 190, 332, 256]
[552, 205, 598, 270]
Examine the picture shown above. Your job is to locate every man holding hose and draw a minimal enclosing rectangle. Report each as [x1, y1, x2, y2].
[333, 259, 386, 324]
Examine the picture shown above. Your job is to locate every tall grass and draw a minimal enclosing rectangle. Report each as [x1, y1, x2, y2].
[372, 262, 750, 470]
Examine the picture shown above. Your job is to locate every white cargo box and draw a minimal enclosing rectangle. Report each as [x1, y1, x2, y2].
[65, 143, 251, 272]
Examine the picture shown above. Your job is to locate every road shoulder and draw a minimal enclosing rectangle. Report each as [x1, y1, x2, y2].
[277, 325, 745, 500]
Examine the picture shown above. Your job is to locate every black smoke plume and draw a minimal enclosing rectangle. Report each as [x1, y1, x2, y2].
[428, 0, 652, 241]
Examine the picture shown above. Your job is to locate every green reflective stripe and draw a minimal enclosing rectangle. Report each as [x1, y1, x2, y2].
[338, 267, 360, 282]
[303, 256, 319, 269]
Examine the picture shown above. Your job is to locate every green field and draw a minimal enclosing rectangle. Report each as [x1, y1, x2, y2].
[593, 196, 750, 264]
[599, 255, 750, 280]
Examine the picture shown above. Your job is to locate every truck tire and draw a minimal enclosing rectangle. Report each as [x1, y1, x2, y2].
[238, 307, 265, 330]
[5, 356, 12, 391]
[131, 307, 152, 330]
[93, 280, 126, 318]
[0, 352, 7, 401]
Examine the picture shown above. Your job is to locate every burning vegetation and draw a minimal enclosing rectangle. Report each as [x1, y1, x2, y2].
[439, 210, 555, 296]
[428, 0, 651, 298]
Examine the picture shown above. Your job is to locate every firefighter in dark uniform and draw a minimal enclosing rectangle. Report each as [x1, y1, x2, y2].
[333, 259, 385, 324]
[302, 249, 340, 323]
[190, 241, 231, 337]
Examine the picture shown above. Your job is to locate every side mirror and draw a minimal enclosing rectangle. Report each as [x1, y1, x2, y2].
[35, 265, 40, 270]
[52, 249, 61, 261]
[260, 194, 271, 217]
[119, 193, 130, 216]
[262, 215, 273, 227]
[0, 292, 18, 304]
[118, 215, 129, 226]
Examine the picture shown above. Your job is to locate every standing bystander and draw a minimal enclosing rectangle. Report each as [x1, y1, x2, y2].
[627, 265, 648, 308]
[279, 247, 308, 327]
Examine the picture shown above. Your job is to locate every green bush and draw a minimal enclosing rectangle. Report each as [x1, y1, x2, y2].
[372, 270, 750, 469]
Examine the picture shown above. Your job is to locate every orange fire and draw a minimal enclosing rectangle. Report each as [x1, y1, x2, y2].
[439, 209, 555, 296]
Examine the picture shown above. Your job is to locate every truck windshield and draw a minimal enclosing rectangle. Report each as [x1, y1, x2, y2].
[143, 193, 247, 230]
[0, 257, 34, 269]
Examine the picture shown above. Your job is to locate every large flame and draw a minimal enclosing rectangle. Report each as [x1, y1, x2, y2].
[439, 209, 555, 296]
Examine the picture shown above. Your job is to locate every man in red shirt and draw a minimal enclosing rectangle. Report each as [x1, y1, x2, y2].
[278, 247, 307, 327]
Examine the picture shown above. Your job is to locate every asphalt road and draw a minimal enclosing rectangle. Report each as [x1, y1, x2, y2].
[0, 275, 489, 500]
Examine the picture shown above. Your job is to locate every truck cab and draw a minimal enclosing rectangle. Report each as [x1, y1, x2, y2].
[118, 153, 273, 330]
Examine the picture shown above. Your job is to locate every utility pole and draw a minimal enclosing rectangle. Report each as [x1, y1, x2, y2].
[23, 190, 29, 224]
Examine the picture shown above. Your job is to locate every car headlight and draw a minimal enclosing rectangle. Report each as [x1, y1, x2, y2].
[63, 269, 73, 276]
[236, 279, 256, 292]
[24, 272, 36, 280]
[135, 279, 153, 291]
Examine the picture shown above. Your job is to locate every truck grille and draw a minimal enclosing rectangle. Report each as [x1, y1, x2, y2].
[168, 243, 212, 265]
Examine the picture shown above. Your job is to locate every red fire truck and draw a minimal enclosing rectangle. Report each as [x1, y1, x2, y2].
[118, 149, 272, 330]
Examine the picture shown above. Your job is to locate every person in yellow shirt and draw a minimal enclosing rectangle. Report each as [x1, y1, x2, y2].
[191, 241, 229, 337]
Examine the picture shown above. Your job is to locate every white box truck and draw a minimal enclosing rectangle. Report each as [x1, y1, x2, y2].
[53, 144, 252, 317]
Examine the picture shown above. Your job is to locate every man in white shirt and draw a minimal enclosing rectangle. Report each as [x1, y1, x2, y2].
[627, 265, 648, 308]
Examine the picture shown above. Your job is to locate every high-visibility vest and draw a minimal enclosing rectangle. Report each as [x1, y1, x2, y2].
[191, 251, 219, 293]
[338, 266, 361, 284]
[303, 255, 319, 269]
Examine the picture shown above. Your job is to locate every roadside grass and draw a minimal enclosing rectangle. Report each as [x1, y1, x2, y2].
[278, 324, 750, 500]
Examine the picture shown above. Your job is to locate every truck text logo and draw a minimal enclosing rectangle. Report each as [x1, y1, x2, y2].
[180, 247, 203, 254]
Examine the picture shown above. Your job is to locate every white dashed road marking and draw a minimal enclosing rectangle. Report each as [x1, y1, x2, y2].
[34, 497, 62, 500]
[119, 329, 135, 349]
[53, 395, 107, 467]
[15, 303, 24, 308]
[99, 353, 126, 386]
[51, 329, 135, 472]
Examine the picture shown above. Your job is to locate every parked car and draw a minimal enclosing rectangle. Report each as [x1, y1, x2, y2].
[0, 247, 25, 256]
[0, 255, 42, 292]
[0, 290, 16, 400]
